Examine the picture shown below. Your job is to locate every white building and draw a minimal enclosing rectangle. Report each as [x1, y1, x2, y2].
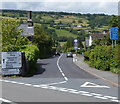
[86, 33, 105, 47]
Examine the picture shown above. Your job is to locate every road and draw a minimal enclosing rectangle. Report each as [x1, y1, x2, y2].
[1, 53, 119, 103]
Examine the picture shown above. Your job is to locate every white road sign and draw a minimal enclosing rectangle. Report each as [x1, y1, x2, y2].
[2, 52, 22, 75]
[2, 52, 22, 69]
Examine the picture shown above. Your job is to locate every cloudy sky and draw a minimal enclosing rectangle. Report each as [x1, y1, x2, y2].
[0, 0, 119, 15]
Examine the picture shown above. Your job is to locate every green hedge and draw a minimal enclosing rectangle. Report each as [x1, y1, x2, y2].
[84, 45, 120, 74]
[77, 48, 86, 54]
[19, 45, 40, 75]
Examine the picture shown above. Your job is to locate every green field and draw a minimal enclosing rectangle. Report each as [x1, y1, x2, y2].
[55, 29, 78, 38]
[49, 27, 78, 38]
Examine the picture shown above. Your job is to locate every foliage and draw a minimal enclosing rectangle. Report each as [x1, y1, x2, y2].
[19, 45, 40, 76]
[33, 24, 53, 58]
[84, 45, 120, 74]
[19, 45, 40, 63]
[91, 34, 112, 46]
[2, 18, 30, 52]
[77, 48, 85, 54]
[110, 15, 120, 44]
[110, 15, 118, 27]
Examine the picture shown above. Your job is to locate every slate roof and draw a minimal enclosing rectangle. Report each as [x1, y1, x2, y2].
[18, 24, 34, 37]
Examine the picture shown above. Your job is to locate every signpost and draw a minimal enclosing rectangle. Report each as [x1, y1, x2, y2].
[2, 52, 22, 75]
[110, 27, 119, 39]
[110, 27, 119, 48]
[74, 39, 78, 51]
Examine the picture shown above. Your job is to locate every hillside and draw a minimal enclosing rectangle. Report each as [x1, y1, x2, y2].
[1, 9, 112, 42]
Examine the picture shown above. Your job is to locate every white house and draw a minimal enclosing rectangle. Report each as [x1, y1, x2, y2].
[86, 33, 105, 47]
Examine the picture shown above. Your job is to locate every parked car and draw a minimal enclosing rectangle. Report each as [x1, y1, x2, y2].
[66, 52, 73, 58]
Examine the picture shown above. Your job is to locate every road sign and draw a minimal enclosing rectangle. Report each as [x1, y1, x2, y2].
[110, 27, 119, 39]
[2, 52, 22, 75]
[74, 39, 78, 43]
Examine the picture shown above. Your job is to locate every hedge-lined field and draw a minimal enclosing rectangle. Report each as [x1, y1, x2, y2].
[84, 45, 120, 74]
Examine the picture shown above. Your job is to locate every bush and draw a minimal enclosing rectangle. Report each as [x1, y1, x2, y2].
[77, 48, 85, 54]
[19, 45, 40, 75]
[84, 45, 120, 74]
[20, 45, 40, 63]
[110, 45, 120, 73]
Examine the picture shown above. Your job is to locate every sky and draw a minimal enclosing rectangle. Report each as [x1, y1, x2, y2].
[0, 0, 119, 15]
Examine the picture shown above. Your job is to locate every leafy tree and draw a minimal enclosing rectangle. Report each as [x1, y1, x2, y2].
[110, 15, 118, 27]
[2, 18, 30, 51]
[33, 24, 53, 58]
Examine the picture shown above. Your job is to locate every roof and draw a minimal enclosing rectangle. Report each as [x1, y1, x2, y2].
[90, 33, 105, 39]
[18, 24, 34, 37]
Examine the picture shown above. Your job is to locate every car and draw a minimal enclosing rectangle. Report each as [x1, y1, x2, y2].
[66, 52, 73, 58]
[53, 52, 60, 56]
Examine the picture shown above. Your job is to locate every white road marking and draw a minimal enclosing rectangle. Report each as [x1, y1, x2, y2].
[73, 58, 78, 62]
[81, 94, 93, 96]
[24, 83, 32, 86]
[57, 54, 68, 81]
[74, 62, 119, 87]
[0, 98, 12, 103]
[58, 88, 68, 92]
[111, 99, 120, 102]
[44, 80, 67, 86]
[1, 79, 119, 102]
[94, 96, 108, 99]
[79, 91, 90, 94]
[91, 93, 102, 96]
[104, 96, 117, 99]
[33, 85, 41, 87]
[81, 82, 110, 88]
[17, 82, 24, 85]
[34, 54, 68, 86]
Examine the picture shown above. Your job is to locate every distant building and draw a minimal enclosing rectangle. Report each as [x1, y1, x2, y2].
[59, 24, 68, 27]
[86, 33, 105, 47]
[18, 11, 34, 38]
[18, 24, 34, 36]
[71, 25, 77, 27]
[77, 25, 82, 28]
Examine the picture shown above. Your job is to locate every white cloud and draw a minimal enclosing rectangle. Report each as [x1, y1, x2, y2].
[1, 1, 119, 15]
[1, 0, 120, 2]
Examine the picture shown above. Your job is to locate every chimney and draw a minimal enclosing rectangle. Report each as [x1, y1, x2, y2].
[28, 11, 32, 19]
[27, 11, 33, 27]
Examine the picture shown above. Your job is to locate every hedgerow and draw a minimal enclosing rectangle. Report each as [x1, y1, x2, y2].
[84, 45, 120, 74]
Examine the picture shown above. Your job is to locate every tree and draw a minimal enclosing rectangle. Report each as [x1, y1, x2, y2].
[110, 15, 120, 44]
[2, 18, 30, 51]
[33, 24, 53, 58]
[110, 15, 118, 27]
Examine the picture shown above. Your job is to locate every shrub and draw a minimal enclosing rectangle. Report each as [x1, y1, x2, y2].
[110, 45, 120, 74]
[84, 45, 120, 74]
[20, 45, 40, 63]
[19, 45, 40, 76]
[77, 48, 85, 54]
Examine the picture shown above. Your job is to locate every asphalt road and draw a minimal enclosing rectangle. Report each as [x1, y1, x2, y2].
[1, 53, 119, 103]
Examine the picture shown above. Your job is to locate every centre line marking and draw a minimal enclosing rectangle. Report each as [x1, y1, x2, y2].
[57, 54, 68, 81]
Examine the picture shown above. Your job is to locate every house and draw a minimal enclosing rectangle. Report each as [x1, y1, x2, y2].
[86, 33, 105, 47]
[77, 25, 82, 28]
[18, 11, 34, 38]
[18, 24, 34, 36]
[59, 24, 68, 27]
[71, 25, 77, 27]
